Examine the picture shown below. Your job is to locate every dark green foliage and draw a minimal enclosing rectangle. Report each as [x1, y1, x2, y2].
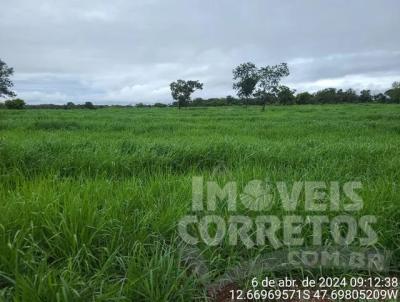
[65, 102, 75, 109]
[295, 92, 313, 104]
[385, 82, 400, 103]
[170, 79, 203, 109]
[313, 88, 339, 104]
[226, 95, 236, 105]
[190, 96, 242, 107]
[5, 98, 25, 109]
[154, 102, 167, 107]
[84, 101, 95, 109]
[338, 89, 358, 103]
[0, 59, 16, 98]
[232, 62, 259, 106]
[257, 63, 290, 110]
[373, 93, 388, 103]
[191, 97, 225, 106]
[277, 85, 296, 105]
[385, 89, 400, 103]
[359, 90, 373, 103]
[63, 102, 101, 109]
[25, 103, 66, 109]
[312, 88, 358, 104]
[181, 80, 398, 107]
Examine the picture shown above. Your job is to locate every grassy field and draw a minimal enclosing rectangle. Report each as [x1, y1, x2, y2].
[0, 104, 399, 301]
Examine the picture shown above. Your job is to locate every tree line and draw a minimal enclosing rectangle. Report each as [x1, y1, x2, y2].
[170, 62, 400, 109]
[1, 58, 400, 109]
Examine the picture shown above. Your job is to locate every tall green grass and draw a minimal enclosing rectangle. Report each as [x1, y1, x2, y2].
[0, 105, 399, 301]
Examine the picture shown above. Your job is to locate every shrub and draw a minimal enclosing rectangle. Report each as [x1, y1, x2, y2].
[84, 101, 96, 109]
[65, 102, 76, 109]
[277, 86, 296, 105]
[5, 98, 25, 109]
[295, 92, 313, 104]
[154, 102, 167, 108]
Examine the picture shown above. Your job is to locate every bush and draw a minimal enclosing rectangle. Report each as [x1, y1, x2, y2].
[277, 86, 296, 105]
[84, 102, 96, 109]
[295, 92, 313, 104]
[154, 102, 167, 108]
[5, 98, 25, 109]
[65, 102, 76, 109]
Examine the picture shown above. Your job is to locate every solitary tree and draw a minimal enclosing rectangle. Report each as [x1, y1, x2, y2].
[257, 63, 289, 111]
[0, 59, 16, 98]
[170, 79, 203, 109]
[232, 62, 259, 107]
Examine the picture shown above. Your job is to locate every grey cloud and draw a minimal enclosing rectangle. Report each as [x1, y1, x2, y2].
[1, 0, 399, 103]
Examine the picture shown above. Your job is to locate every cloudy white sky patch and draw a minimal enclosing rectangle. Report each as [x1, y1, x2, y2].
[1, 0, 399, 104]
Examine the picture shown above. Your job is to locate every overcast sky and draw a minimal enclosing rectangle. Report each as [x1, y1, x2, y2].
[1, 0, 400, 104]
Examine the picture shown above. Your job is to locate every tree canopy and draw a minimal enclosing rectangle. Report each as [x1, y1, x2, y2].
[0, 59, 16, 98]
[385, 81, 400, 103]
[5, 98, 25, 109]
[232, 62, 259, 106]
[256, 63, 290, 110]
[170, 79, 203, 109]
